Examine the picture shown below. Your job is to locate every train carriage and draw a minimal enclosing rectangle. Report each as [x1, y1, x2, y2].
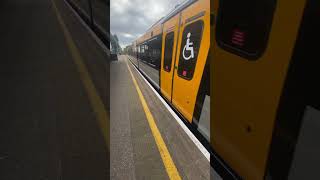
[211, 0, 320, 179]
[127, 0, 211, 144]
[127, 0, 320, 179]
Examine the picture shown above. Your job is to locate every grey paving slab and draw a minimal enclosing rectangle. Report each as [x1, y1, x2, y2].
[110, 56, 168, 180]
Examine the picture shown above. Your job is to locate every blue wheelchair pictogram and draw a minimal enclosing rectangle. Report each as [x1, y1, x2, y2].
[183, 32, 194, 60]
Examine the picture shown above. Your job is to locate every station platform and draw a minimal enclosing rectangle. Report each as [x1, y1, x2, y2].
[0, 0, 109, 179]
[111, 55, 221, 179]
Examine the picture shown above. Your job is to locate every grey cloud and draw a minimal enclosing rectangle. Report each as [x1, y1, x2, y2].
[111, 0, 185, 48]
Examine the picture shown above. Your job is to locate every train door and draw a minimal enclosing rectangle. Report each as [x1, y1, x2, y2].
[171, 0, 210, 122]
[211, 0, 306, 179]
[160, 14, 180, 101]
[265, 0, 320, 179]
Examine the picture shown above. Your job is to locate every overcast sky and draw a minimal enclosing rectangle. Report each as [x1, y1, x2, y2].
[110, 0, 185, 48]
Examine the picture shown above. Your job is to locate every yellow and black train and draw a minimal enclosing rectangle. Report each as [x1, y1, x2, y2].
[126, 0, 211, 144]
[126, 0, 320, 179]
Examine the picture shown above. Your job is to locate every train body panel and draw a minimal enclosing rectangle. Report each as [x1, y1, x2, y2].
[211, 0, 309, 179]
[161, 13, 180, 102]
[171, 0, 210, 122]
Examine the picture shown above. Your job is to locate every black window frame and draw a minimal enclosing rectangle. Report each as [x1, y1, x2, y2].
[177, 20, 204, 80]
[148, 35, 162, 68]
[163, 32, 175, 72]
[215, 0, 277, 60]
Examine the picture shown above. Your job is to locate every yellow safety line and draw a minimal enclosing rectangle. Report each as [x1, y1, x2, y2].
[125, 60, 181, 180]
[50, 0, 109, 149]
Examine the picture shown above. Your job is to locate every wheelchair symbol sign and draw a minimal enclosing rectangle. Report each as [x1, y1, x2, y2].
[183, 32, 194, 60]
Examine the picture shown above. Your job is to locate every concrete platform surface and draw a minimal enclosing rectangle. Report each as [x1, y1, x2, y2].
[110, 55, 213, 180]
[0, 0, 109, 179]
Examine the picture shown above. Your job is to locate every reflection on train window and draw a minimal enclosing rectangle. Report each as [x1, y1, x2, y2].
[163, 32, 175, 72]
[137, 45, 141, 60]
[148, 36, 162, 68]
[216, 0, 277, 59]
[178, 20, 204, 80]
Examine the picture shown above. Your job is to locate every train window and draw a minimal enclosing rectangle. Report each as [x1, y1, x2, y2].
[149, 35, 162, 68]
[177, 20, 204, 80]
[163, 32, 175, 72]
[216, 0, 277, 60]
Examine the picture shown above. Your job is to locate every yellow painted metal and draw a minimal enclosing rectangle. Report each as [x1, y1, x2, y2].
[160, 14, 180, 101]
[172, 0, 210, 122]
[210, 0, 307, 179]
